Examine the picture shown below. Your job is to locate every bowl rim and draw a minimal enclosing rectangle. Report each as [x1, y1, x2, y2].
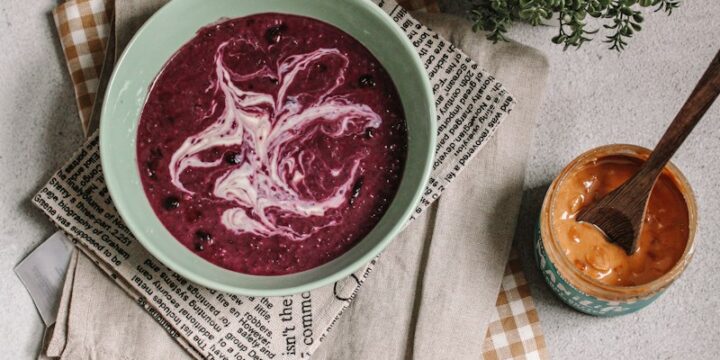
[100, 0, 436, 296]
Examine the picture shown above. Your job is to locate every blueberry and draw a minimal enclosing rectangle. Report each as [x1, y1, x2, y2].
[145, 162, 157, 179]
[364, 128, 374, 139]
[349, 177, 364, 206]
[196, 230, 213, 242]
[150, 147, 163, 159]
[225, 151, 242, 165]
[163, 196, 180, 210]
[265, 24, 287, 44]
[358, 75, 375, 88]
[194, 242, 205, 252]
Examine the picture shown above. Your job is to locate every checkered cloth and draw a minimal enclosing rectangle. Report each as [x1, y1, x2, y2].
[53, 0, 113, 135]
[484, 251, 548, 360]
[52, 0, 548, 359]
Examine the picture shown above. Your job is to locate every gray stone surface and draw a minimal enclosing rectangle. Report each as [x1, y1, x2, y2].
[1, 1, 85, 359]
[0, 0, 717, 359]
[441, 1, 720, 359]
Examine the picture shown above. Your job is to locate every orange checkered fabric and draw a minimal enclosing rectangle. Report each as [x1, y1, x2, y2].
[53, 1, 548, 359]
[483, 251, 549, 360]
[53, 0, 113, 135]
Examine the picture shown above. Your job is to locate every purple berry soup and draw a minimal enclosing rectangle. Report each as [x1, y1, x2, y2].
[136, 14, 407, 275]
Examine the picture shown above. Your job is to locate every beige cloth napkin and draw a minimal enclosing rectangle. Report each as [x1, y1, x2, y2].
[41, 4, 548, 360]
[314, 13, 548, 360]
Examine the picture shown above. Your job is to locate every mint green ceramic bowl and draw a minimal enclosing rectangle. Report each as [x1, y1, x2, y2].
[100, 0, 435, 296]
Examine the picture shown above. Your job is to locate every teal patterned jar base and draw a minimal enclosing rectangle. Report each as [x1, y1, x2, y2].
[534, 223, 663, 317]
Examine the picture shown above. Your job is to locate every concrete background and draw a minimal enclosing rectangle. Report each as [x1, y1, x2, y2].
[441, 0, 720, 358]
[0, 0, 718, 358]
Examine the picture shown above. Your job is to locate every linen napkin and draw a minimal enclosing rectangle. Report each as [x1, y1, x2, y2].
[313, 12, 549, 360]
[38, 1, 549, 359]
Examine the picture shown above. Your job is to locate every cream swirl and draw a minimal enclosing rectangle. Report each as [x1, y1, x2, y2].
[168, 40, 381, 241]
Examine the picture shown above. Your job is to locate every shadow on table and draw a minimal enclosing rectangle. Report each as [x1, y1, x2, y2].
[16, 10, 86, 234]
[11, 10, 87, 360]
[511, 184, 578, 314]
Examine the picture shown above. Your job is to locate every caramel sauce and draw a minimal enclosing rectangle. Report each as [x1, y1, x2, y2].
[552, 155, 689, 286]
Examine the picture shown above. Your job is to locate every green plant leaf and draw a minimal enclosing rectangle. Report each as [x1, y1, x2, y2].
[469, 0, 681, 51]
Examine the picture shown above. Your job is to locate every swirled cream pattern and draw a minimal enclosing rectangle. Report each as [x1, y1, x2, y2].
[168, 41, 382, 241]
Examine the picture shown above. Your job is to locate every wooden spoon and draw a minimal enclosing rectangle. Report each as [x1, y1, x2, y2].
[577, 50, 720, 255]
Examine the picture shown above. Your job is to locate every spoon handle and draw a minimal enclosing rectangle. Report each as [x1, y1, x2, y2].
[642, 50, 720, 176]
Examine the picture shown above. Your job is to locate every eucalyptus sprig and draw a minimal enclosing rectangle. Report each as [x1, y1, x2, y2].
[470, 0, 681, 51]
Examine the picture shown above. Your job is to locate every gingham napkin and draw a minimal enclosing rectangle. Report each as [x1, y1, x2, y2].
[50, 0, 548, 358]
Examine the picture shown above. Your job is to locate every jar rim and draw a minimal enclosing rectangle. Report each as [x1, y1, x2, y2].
[541, 144, 697, 299]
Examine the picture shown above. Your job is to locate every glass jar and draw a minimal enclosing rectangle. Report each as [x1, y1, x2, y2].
[534, 144, 697, 316]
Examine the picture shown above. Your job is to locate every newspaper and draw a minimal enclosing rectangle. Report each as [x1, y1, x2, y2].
[31, 1, 514, 359]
